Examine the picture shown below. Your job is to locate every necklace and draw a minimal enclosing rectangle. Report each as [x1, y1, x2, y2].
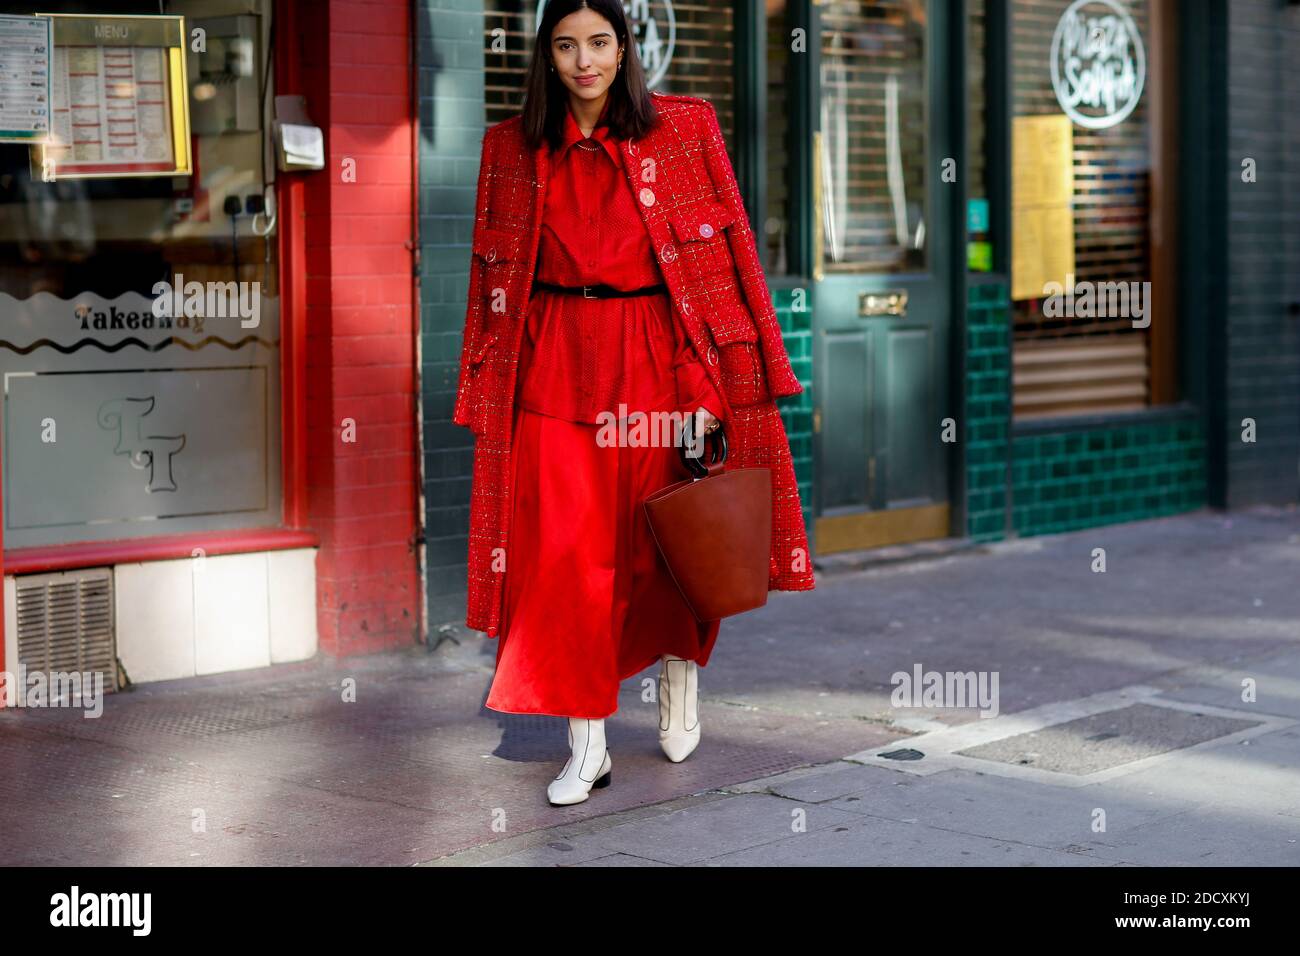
[576, 139, 600, 151]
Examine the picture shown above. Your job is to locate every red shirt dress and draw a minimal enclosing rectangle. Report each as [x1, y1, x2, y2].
[484, 101, 725, 720]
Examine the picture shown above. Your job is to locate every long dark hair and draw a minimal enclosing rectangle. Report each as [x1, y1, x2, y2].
[521, 0, 658, 151]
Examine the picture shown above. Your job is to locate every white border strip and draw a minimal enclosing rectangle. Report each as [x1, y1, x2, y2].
[845, 685, 1296, 788]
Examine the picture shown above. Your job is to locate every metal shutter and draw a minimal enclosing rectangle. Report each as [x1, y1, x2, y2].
[1010, 0, 1153, 420]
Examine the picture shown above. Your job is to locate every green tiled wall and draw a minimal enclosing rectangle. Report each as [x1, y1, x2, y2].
[419, 0, 488, 627]
[1011, 422, 1207, 535]
[965, 282, 1011, 541]
[963, 280, 1208, 541]
[772, 288, 815, 540]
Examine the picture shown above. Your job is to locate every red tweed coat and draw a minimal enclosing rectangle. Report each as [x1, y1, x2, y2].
[452, 91, 815, 637]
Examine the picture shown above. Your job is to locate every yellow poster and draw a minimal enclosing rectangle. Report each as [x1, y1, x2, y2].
[1011, 115, 1075, 301]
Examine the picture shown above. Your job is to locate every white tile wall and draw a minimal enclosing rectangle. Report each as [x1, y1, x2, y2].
[4, 576, 15, 688]
[268, 547, 317, 663]
[193, 551, 271, 676]
[3, 547, 318, 687]
[116, 558, 197, 683]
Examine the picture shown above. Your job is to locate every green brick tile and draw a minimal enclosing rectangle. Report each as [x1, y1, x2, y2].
[1008, 418, 1207, 537]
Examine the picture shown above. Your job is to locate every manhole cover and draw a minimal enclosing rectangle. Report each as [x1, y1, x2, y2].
[879, 747, 925, 761]
[955, 703, 1262, 775]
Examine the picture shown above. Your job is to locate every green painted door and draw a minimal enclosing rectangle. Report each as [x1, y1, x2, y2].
[810, 0, 956, 550]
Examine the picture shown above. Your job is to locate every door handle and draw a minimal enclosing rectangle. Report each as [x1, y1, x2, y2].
[859, 289, 908, 317]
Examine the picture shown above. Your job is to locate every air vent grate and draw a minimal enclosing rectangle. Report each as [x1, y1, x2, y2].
[15, 568, 117, 694]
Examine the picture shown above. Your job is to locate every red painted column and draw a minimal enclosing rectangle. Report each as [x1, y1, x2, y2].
[296, 0, 422, 655]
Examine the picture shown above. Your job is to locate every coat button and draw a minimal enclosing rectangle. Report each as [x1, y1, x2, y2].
[485, 248, 497, 263]
[660, 242, 677, 263]
[639, 187, 656, 207]
[698, 223, 714, 238]
[706, 346, 719, 366]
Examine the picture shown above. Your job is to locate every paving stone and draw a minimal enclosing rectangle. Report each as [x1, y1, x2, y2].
[705, 816, 1115, 867]
[587, 793, 865, 865]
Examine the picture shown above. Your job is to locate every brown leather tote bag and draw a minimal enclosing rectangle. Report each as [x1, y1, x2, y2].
[643, 425, 772, 622]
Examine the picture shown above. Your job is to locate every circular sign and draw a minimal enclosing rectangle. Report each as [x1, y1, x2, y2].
[536, 0, 676, 90]
[1050, 0, 1145, 130]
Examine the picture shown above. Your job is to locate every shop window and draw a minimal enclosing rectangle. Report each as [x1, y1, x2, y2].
[817, 0, 928, 274]
[967, 0, 988, 258]
[1009, 0, 1172, 420]
[0, 0, 281, 548]
[763, 0, 793, 275]
[482, 0, 736, 142]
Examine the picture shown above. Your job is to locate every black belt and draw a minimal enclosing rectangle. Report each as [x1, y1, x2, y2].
[531, 280, 667, 299]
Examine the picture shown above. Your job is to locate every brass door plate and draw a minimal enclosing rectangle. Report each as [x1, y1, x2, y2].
[859, 289, 908, 317]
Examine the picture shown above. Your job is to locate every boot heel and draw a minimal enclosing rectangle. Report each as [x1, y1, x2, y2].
[593, 770, 612, 789]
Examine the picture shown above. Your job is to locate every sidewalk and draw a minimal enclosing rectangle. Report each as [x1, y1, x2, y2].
[3, 507, 1298, 866]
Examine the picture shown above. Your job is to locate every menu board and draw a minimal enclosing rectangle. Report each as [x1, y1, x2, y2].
[35, 14, 191, 180]
[50, 44, 173, 173]
[0, 14, 52, 143]
[1011, 114, 1076, 301]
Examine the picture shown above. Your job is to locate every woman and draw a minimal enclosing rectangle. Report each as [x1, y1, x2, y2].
[452, 0, 815, 807]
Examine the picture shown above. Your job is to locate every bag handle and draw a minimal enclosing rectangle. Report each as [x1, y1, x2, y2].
[679, 424, 727, 480]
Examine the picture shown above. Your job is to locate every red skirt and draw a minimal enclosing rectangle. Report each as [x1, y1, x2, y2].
[485, 403, 722, 719]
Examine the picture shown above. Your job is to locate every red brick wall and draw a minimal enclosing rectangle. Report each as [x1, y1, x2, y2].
[297, 0, 421, 655]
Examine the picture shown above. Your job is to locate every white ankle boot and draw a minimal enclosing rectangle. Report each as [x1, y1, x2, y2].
[658, 655, 700, 762]
[547, 717, 612, 806]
